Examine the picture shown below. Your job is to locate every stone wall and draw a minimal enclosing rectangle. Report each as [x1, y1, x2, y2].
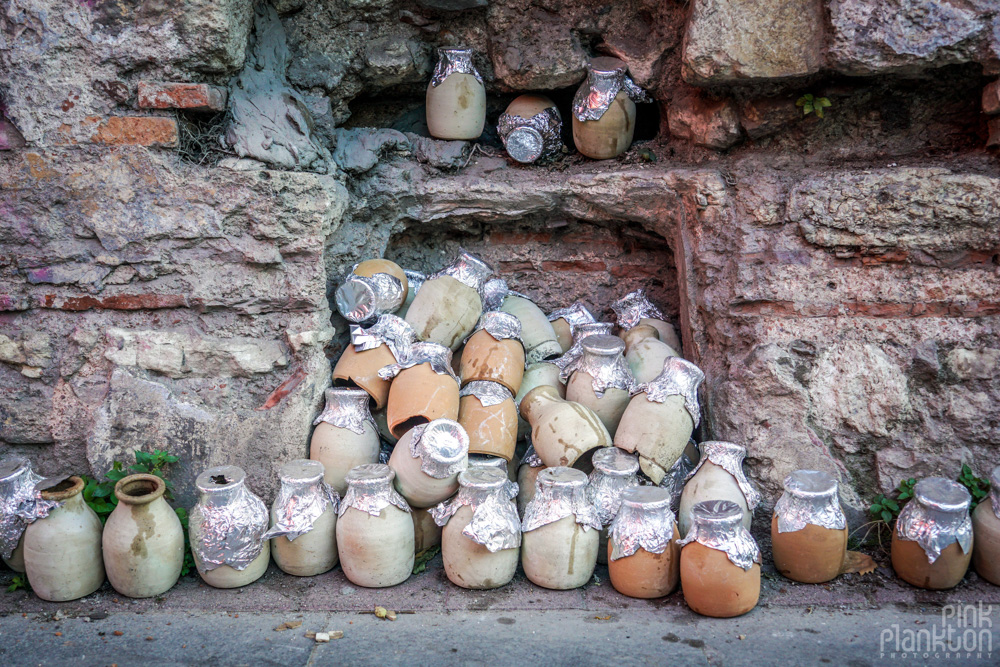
[1, 0, 999, 511]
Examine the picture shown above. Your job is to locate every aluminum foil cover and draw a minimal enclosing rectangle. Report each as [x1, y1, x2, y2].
[498, 106, 563, 164]
[431, 47, 484, 87]
[480, 278, 510, 312]
[0, 458, 53, 560]
[350, 313, 416, 362]
[774, 470, 847, 534]
[658, 439, 699, 511]
[335, 272, 405, 323]
[339, 463, 411, 517]
[430, 249, 494, 294]
[378, 341, 459, 383]
[263, 461, 340, 542]
[609, 486, 676, 560]
[588, 447, 640, 526]
[522, 467, 601, 532]
[190, 466, 269, 572]
[552, 322, 615, 374]
[548, 303, 597, 333]
[430, 468, 521, 552]
[468, 455, 518, 498]
[565, 334, 634, 396]
[895, 477, 973, 563]
[521, 443, 544, 469]
[635, 357, 705, 428]
[409, 419, 469, 480]
[685, 441, 762, 511]
[991, 466, 1000, 521]
[472, 311, 522, 343]
[461, 380, 513, 408]
[404, 270, 426, 297]
[572, 57, 652, 122]
[612, 288, 664, 330]
[677, 499, 761, 571]
[313, 387, 377, 435]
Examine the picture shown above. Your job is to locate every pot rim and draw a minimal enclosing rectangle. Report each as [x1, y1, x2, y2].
[115, 473, 167, 505]
[38, 475, 84, 501]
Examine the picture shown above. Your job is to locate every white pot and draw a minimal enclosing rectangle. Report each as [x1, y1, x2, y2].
[310, 388, 381, 496]
[337, 506, 414, 587]
[521, 516, 598, 590]
[443, 504, 519, 589]
[405, 275, 483, 350]
[388, 419, 468, 509]
[565, 375, 631, 438]
[501, 296, 562, 363]
[614, 393, 693, 472]
[269, 460, 339, 577]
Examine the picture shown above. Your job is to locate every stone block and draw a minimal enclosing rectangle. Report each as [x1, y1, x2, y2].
[668, 95, 742, 150]
[983, 80, 1000, 115]
[989, 117, 1000, 148]
[0, 118, 26, 150]
[739, 97, 802, 140]
[683, 0, 825, 84]
[137, 82, 228, 112]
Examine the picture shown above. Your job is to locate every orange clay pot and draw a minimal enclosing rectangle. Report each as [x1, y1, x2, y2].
[972, 500, 1000, 586]
[608, 527, 680, 599]
[354, 259, 408, 296]
[460, 329, 525, 395]
[680, 542, 760, 618]
[891, 534, 971, 590]
[770, 516, 846, 584]
[332, 343, 396, 410]
[386, 362, 460, 439]
[458, 392, 518, 462]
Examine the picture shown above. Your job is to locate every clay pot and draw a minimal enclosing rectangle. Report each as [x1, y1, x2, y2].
[336, 464, 415, 588]
[310, 387, 381, 496]
[336, 259, 408, 322]
[565, 334, 633, 436]
[609, 540, 680, 599]
[332, 342, 397, 409]
[458, 382, 519, 462]
[354, 259, 408, 294]
[268, 460, 339, 577]
[372, 408, 398, 445]
[386, 348, 461, 439]
[517, 455, 546, 518]
[588, 447, 640, 565]
[499, 95, 562, 164]
[388, 418, 469, 508]
[972, 467, 1000, 586]
[501, 296, 562, 364]
[638, 317, 683, 353]
[891, 477, 972, 590]
[678, 441, 759, 536]
[103, 474, 184, 598]
[514, 362, 565, 441]
[572, 58, 637, 160]
[770, 470, 847, 584]
[623, 325, 679, 385]
[607, 486, 680, 599]
[1, 456, 46, 573]
[395, 270, 425, 320]
[23, 476, 105, 602]
[443, 504, 519, 589]
[426, 48, 485, 140]
[548, 303, 596, 353]
[459, 313, 525, 394]
[468, 453, 512, 482]
[616, 357, 704, 475]
[405, 252, 491, 349]
[519, 385, 613, 473]
[413, 508, 442, 553]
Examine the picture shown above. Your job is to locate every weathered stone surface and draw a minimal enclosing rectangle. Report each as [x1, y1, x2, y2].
[416, 0, 488, 11]
[138, 82, 228, 112]
[486, 6, 588, 91]
[989, 117, 1000, 147]
[682, 0, 824, 84]
[0, 117, 26, 150]
[331, 128, 410, 174]
[739, 97, 802, 140]
[984, 80, 1000, 115]
[668, 95, 742, 150]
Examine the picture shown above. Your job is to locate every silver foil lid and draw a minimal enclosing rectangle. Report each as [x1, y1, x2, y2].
[612, 289, 664, 330]
[520, 443, 544, 469]
[774, 470, 846, 534]
[349, 313, 416, 361]
[404, 270, 426, 296]
[313, 387, 377, 436]
[471, 311, 523, 343]
[430, 249, 494, 294]
[498, 106, 563, 164]
[335, 272, 405, 323]
[190, 466, 269, 572]
[408, 419, 470, 480]
[685, 441, 762, 511]
[431, 47, 483, 88]
[564, 334, 634, 396]
[460, 380, 513, 407]
[468, 455, 518, 499]
[522, 466, 601, 532]
[658, 439, 699, 510]
[430, 467, 522, 552]
[588, 447, 640, 526]
[0, 457, 54, 560]
[263, 460, 340, 542]
[339, 463, 411, 517]
[991, 466, 1000, 521]
[634, 357, 705, 428]
[552, 322, 615, 375]
[609, 486, 677, 560]
[572, 57, 652, 122]
[548, 302, 597, 332]
[481, 278, 510, 312]
[895, 477, 972, 563]
[378, 341, 460, 383]
[677, 499, 761, 571]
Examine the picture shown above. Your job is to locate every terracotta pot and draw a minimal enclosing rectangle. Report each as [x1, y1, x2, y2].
[23, 476, 105, 602]
[638, 318, 682, 353]
[268, 460, 339, 577]
[679, 460, 752, 536]
[468, 453, 512, 482]
[332, 342, 396, 409]
[771, 517, 846, 584]
[372, 408, 398, 445]
[460, 327, 525, 395]
[458, 385, 518, 462]
[412, 508, 442, 553]
[892, 536, 971, 590]
[386, 361, 461, 439]
[972, 499, 1000, 586]
[354, 259, 408, 295]
[519, 385, 613, 473]
[680, 542, 761, 618]
[588, 447, 640, 566]
[514, 362, 565, 441]
[388, 418, 468, 508]
[891, 477, 972, 590]
[426, 48, 485, 140]
[609, 531, 680, 599]
[607, 486, 680, 598]
[103, 474, 184, 598]
[310, 388, 381, 496]
[501, 296, 562, 364]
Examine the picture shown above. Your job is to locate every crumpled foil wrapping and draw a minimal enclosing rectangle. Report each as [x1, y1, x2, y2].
[658, 439, 699, 511]
[190, 466, 269, 572]
[548, 303, 597, 334]
[349, 313, 416, 362]
[895, 477, 973, 564]
[633, 357, 705, 428]
[609, 486, 676, 561]
[339, 463, 411, 517]
[378, 341, 459, 383]
[431, 47, 484, 87]
[552, 322, 615, 374]
[677, 499, 761, 571]
[468, 455, 518, 498]
[520, 443, 544, 469]
[0, 458, 55, 560]
[562, 334, 634, 396]
[498, 106, 563, 164]
[522, 467, 601, 532]
[460, 380, 513, 407]
[481, 278, 510, 312]
[991, 466, 1000, 521]
[685, 441, 762, 511]
[429, 249, 494, 294]
[404, 270, 426, 297]
[612, 288, 664, 330]
[774, 470, 846, 534]
[408, 419, 469, 480]
[470, 311, 522, 343]
[262, 461, 340, 542]
[588, 447, 640, 526]
[430, 467, 521, 552]
[335, 272, 405, 323]
[313, 387, 377, 436]
[572, 58, 652, 122]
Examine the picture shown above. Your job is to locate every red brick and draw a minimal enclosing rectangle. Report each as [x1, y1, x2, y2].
[988, 117, 1000, 148]
[539, 259, 607, 272]
[137, 82, 227, 112]
[37, 294, 194, 311]
[983, 80, 1000, 116]
[54, 116, 178, 147]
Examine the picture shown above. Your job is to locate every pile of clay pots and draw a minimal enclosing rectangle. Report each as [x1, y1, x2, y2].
[3, 250, 999, 614]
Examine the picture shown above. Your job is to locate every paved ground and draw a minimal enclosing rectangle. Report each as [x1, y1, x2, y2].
[1, 555, 998, 665]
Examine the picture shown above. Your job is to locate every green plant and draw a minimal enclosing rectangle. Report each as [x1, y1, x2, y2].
[412, 545, 440, 575]
[957, 464, 990, 510]
[6, 574, 29, 593]
[796, 94, 832, 118]
[869, 494, 899, 524]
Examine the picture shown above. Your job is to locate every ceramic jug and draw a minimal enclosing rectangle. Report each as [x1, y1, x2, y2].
[498, 94, 564, 164]
[564, 334, 634, 436]
[678, 441, 760, 536]
[891, 477, 972, 590]
[623, 325, 680, 385]
[771, 470, 848, 584]
[333, 314, 415, 409]
[459, 311, 525, 394]
[0, 456, 46, 573]
[514, 361, 564, 441]
[500, 295, 563, 364]
[587, 447, 640, 565]
[972, 465, 1000, 585]
[265, 460, 340, 577]
[335, 259, 408, 323]
[458, 381, 519, 462]
[608, 486, 681, 598]
[310, 387, 381, 495]
[405, 250, 492, 350]
[548, 303, 597, 353]
[388, 418, 469, 508]
[612, 289, 682, 352]
[551, 322, 615, 378]
[519, 385, 613, 473]
[382, 341, 461, 439]
[426, 47, 486, 140]
[572, 57, 651, 160]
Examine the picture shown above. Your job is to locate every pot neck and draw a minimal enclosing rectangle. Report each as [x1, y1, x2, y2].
[519, 385, 562, 420]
